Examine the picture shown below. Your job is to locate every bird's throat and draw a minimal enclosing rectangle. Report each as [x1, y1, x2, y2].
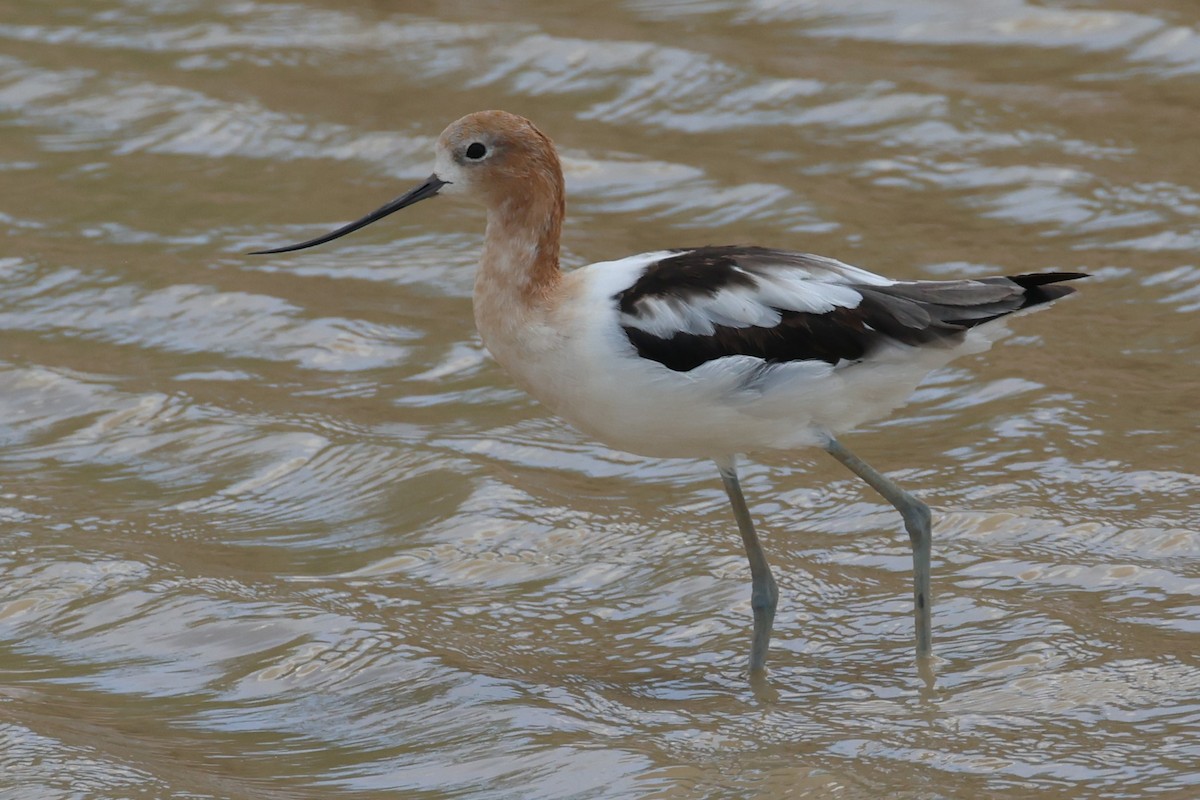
[476, 193, 564, 316]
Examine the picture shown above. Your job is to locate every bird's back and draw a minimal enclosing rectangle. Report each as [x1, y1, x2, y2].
[615, 246, 1084, 374]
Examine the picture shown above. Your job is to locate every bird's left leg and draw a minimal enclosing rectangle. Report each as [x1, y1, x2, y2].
[716, 457, 778, 675]
[822, 436, 933, 660]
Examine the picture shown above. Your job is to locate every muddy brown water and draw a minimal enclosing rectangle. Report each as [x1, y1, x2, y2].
[1, 1, 1198, 798]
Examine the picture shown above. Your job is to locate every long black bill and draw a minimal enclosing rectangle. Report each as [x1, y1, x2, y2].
[248, 174, 447, 255]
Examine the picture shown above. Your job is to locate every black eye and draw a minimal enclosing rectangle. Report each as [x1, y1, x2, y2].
[465, 142, 487, 160]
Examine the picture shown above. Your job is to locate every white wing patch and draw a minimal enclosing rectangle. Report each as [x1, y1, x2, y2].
[620, 262, 865, 338]
[749, 272, 864, 314]
[630, 291, 781, 337]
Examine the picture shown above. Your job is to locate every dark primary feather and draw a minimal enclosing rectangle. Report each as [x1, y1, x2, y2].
[616, 246, 1086, 373]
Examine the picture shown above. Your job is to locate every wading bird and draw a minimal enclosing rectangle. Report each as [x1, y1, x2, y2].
[251, 111, 1084, 675]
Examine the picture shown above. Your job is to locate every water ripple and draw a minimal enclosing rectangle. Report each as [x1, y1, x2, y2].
[0, 1, 1197, 797]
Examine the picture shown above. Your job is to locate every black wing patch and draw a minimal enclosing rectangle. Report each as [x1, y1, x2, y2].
[616, 247, 1085, 373]
[623, 305, 895, 372]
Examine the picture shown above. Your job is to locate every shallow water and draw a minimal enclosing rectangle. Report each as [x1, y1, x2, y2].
[1, 1, 1198, 798]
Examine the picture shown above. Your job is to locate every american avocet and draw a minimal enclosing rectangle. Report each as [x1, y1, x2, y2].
[251, 110, 1084, 676]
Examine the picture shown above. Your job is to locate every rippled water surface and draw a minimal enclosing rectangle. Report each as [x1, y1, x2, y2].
[2, 1, 1199, 797]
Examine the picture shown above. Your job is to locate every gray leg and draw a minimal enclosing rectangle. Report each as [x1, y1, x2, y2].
[717, 458, 778, 674]
[823, 436, 933, 660]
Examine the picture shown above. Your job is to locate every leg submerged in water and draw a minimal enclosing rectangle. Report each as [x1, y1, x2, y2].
[823, 436, 933, 660]
[716, 457, 778, 674]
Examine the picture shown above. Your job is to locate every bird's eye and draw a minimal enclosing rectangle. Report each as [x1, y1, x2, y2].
[465, 142, 487, 160]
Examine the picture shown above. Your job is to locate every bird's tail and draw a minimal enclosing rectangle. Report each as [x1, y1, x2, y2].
[1002, 271, 1089, 310]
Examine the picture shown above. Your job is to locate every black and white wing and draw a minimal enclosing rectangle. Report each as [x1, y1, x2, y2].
[614, 246, 1085, 372]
